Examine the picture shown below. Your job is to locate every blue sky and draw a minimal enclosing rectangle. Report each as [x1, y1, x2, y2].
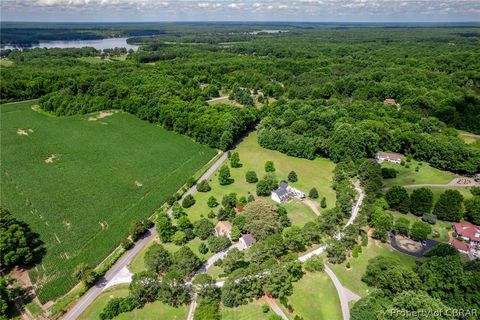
[1, 0, 479, 22]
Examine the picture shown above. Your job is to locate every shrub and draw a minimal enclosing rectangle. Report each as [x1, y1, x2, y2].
[129, 219, 149, 242]
[304, 255, 324, 272]
[197, 180, 211, 192]
[309, 187, 319, 199]
[248, 194, 255, 202]
[245, 170, 258, 183]
[422, 213, 437, 224]
[207, 210, 216, 219]
[265, 161, 275, 172]
[218, 164, 233, 185]
[207, 196, 219, 208]
[198, 242, 208, 255]
[346, 262, 351, 269]
[230, 152, 241, 168]
[288, 171, 298, 182]
[320, 197, 327, 208]
[172, 231, 187, 245]
[262, 304, 270, 313]
[381, 168, 397, 179]
[182, 195, 196, 208]
[121, 238, 134, 250]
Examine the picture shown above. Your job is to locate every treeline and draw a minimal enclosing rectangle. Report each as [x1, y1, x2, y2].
[258, 99, 480, 174]
[1, 27, 479, 161]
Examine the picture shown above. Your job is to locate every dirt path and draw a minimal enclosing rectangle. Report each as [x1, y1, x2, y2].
[264, 296, 289, 320]
[303, 199, 320, 215]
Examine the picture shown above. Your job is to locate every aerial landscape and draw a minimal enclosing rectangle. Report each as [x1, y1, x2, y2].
[0, 1, 479, 320]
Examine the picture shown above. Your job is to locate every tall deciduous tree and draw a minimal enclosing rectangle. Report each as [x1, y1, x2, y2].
[218, 164, 232, 185]
[0, 208, 45, 272]
[433, 190, 464, 221]
[385, 186, 410, 213]
[144, 243, 171, 275]
[358, 159, 383, 194]
[243, 199, 282, 240]
[410, 188, 434, 216]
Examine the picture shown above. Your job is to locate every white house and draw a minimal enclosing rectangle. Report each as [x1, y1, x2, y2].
[271, 181, 305, 203]
[375, 151, 404, 164]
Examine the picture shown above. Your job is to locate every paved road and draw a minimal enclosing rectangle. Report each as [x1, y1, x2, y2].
[63, 227, 156, 320]
[64, 149, 231, 320]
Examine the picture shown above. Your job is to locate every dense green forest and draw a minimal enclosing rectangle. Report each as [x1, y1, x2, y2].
[1, 24, 479, 172]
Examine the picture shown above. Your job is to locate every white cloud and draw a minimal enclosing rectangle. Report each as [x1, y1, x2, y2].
[2, 0, 480, 22]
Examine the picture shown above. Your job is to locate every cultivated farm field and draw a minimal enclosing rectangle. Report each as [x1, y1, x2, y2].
[0, 101, 216, 303]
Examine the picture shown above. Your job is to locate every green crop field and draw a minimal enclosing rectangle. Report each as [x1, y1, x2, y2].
[0, 101, 216, 303]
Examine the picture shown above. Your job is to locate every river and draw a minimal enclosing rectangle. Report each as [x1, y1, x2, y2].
[2, 37, 139, 51]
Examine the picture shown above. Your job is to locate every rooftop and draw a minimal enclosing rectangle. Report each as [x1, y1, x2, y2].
[454, 222, 480, 242]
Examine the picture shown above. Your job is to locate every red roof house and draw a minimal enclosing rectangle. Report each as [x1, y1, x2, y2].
[453, 222, 480, 243]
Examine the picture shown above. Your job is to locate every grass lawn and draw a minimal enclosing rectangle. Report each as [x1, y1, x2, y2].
[387, 210, 453, 243]
[283, 200, 318, 226]
[220, 299, 271, 320]
[406, 186, 474, 203]
[281, 272, 342, 320]
[184, 131, 336, 226]
[327, 239, 416, 298]
[207, 96, 242, 107]
[205, 265, 225, 281]
[458, 130, 480, 144]
[78, 285, 129, 320]
[0, 59, 14, 66]
[115, 301, 188, 320]
[382, 161, 456, 187]
[0, 101, 216, 302]
[129, 237, 213, 274]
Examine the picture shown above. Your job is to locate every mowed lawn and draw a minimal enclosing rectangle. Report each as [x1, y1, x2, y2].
[128, 236, 213, 274]
[0, 101, 216, 303]
[281, 272, 342, 320]
[382, 160, 456, 187]
[220, 299, 272, 320]
[184, 131, 336, 225]
[327, 239, 416, 298]
[79, 284, 188, 320]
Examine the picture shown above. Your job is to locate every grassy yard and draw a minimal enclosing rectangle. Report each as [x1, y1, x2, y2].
[115, 301, 188, 319]
[387, 210, 453, 243]
[78, 285, 129, 320]
[129, 236, 213, 274]
[406, 186, 474, 203]
[458, 130, 480, 144]
[0, 101, 216, 302]
[327, 239, 416, 298]
[184, 131, 335, 226]
[382, 160, 456, 187]
[0, 59, 14, 66]
[281, 272, 342, 320]
[220, 299, 272, 320]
